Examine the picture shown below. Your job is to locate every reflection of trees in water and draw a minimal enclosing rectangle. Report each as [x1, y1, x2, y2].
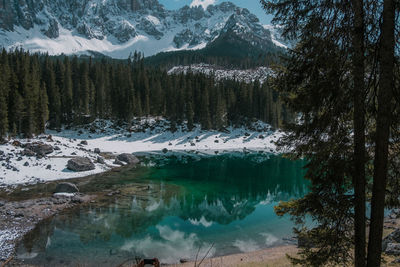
[18, 155, 306, 252]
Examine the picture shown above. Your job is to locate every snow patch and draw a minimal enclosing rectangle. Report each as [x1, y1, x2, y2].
[190, 0, 216, 10]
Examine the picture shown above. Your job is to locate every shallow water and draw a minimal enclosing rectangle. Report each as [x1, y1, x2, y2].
[16, 153, 307, 266]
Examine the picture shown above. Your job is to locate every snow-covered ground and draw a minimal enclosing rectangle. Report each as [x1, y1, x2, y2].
[0, 118, 283, 187]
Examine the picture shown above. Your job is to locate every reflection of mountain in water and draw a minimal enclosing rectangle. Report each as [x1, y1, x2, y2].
[17, 154, 306, 266]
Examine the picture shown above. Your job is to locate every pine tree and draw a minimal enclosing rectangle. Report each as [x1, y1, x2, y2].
[367, 1, 396, 266]
[80, 61, 90, 115]
[0, 67, 8, 137]
[36, 82, 49, 133]
[200, 85, 211, 130]
[214, 88, 227, 130]
[261, 0, 399, 266]
[44, 58, 61, 128]
[185, 81, 194, 131]
[12, 91, 25, 135]
[63, 57, 73, 123]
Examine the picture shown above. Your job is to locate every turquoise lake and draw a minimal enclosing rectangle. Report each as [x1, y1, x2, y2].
[16, 153, 307, 266]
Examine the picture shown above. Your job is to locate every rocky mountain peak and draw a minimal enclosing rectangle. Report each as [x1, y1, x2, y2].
[0, 0, 285, 58]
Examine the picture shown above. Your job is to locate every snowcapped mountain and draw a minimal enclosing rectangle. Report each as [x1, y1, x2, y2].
[0, 0, 285, 59]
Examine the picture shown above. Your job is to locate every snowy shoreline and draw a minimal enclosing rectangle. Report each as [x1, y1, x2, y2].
[0, 119, 282, 187]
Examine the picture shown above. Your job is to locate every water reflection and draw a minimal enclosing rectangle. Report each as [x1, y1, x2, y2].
[17, 153, 306, 266]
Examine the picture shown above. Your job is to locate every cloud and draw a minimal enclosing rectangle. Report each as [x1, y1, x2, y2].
[190, 0, 216, 9]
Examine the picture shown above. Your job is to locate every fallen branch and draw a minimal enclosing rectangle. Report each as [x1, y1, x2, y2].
[197, 243, 214, 267]
[1, 256, 14, 267]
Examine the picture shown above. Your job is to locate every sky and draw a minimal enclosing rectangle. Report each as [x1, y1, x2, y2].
[158, 0, 274, 25]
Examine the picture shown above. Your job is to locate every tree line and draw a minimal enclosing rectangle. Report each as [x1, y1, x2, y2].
[0, 49, 292, 138]
[260, 0, 399, 266]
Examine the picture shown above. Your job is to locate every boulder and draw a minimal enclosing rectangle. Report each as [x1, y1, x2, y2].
[116, 153, 139, 165]
[22, 149, 35, 157]
[80, 140, 88, 145]
[55, 182, 79, 193]
[97, 156, 105, 164]
[26, 143, 54, 155]
[114, 159, 124, 166]
[94, 148, 101, 154]
[12, 140, 21, 147]
[67, 157, 95, 172]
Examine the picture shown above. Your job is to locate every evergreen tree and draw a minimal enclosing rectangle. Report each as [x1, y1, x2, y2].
[44, 58, 61, 128]
[200, 86, 211, 130]
[36, 82, 49, 133]
[261, 0, 399, 266]
[0, 49, 292, 136]
[63, 57, 73, 123]
[367, 1, 396, 265]
[79, 61, 90, 115]
[185, 81, 194, 130]
[0, 67, 8, 137]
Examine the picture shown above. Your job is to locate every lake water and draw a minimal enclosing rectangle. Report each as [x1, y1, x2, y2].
[16, 153, 307, 266]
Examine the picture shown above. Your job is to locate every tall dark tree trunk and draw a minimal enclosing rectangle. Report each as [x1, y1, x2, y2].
[367, 0, 395, 266]
[351, 1, 366, 266]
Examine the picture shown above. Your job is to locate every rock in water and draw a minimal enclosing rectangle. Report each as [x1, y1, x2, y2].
[55, 182, 79, 193]
[67, 157, 95, 172]
[116, 153, 139, 165]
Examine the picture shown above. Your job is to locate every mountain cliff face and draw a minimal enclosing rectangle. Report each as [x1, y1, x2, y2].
[0, 0, 285, 59]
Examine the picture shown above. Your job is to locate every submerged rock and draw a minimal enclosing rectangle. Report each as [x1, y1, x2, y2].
[55, 182, 79, 193]
[116, 153, 139, 165]
[67, 157, 95, 172]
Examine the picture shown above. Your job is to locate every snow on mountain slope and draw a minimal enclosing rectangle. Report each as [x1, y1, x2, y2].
[0, 0, 282, 58]
[168, 64, 272, 84]
[262, 25, 290, 49]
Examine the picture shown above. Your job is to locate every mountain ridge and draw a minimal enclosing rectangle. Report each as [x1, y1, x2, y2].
[0, 0, 286, 59]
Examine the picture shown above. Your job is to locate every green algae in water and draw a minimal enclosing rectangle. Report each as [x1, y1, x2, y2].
[16, 153, 307, 266]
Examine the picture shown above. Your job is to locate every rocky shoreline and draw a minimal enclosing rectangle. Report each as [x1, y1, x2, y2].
[0, 192, 95, 264]
[0, 149, 141, 266]
[0, 119, 280, 187]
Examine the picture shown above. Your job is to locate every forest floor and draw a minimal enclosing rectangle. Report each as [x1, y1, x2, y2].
[0, 118, 282, 187]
